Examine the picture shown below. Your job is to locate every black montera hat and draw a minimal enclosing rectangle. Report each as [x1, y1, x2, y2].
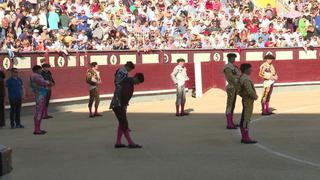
[227, 53, 237, 60]
[240, 63, 252, 73]
[135, 73, 144, 83]
[125, 61, 135, 69]
[264, 51, 275, 60]
[177, 58, 186, 63]
[42, 63, 51, 68]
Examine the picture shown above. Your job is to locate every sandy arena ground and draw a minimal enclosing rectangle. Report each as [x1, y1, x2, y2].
[0, 87, 320, 180]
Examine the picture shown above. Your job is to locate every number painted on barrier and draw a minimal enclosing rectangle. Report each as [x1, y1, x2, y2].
[163, 54, 169, 64]
[110, 55, 118, 65]
[57, 57, 65, 67]
[213, 53, 220, 62]
[3, 58, 11, 70]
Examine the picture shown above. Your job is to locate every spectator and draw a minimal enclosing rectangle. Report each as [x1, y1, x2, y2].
[48, 7, 60, 30]
[315, 11, 320, 35]
[38, 9, 48, 27]
[21, 39, 32, 51]
[77, 10, 88, 31]
[0, 0, 319, 51]
[14, 9, 27, 37]
[299, 16, 307, 37]
[60, 11, 71, 31]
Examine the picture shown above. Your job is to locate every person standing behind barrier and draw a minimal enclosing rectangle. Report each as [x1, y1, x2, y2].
[30, 65, 51, 135]
[259, 53, 278, 116]
[171, 58, 189, 116]
[223, 53, 241, 129]
[110, 73, 144, 149]
[239, 63, 258, 144]
[41, 63, 55, 119]
[0, 70, 5, 128]
[86, 62, 102, 118]
[5, 68, 24, 129]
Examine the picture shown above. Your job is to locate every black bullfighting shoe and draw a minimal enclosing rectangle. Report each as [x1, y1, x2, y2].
[241, 139, 258, 144]
[114, 144, 127, 148]
[128, 144, 143, 149]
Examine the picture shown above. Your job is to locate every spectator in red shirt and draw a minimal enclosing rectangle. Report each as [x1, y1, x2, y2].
[36, 40, 46, 51]
[91, 0, 100, 13]
[213, 0, 222, 11]
[248, 22, 258, 33]
[205, 0, 214, 10]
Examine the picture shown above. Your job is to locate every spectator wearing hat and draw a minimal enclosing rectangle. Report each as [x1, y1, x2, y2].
[259, 53, 278, 115]
[223, 53, 241, 129]
[32, 29, 41, 47]
[40, 26, 50, 41]
[41, 63, 55, 119]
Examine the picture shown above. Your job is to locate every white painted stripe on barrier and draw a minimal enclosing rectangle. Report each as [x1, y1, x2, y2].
[49, 57, 55, 67]
[37, 57, 45, 65]
[142, 54, 159, 64]
[79, 56, 85, 66]
[13, 57, 31, 69]
[90, 55, 108, 65]
[68, 56, 77, 67]
[171, 53, 188, 63]
[276, 51, 293, 60]
[194, 53, 211, 63]
[246, 52, 264, 61]
[120, 55, 136, 64]
[299, 50, 317, 60]
[223, 52, 240, 62]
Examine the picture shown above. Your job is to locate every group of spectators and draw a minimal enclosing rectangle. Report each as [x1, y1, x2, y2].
[0, 0, 320, 54]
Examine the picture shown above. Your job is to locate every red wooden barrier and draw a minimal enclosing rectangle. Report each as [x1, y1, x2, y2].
[0, 47, 319, 103]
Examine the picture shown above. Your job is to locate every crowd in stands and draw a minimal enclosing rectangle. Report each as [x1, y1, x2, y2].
[0, 0, 320, 54]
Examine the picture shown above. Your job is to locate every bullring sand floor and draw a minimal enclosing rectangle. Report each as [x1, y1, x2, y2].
[0, 88, 320, 180]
